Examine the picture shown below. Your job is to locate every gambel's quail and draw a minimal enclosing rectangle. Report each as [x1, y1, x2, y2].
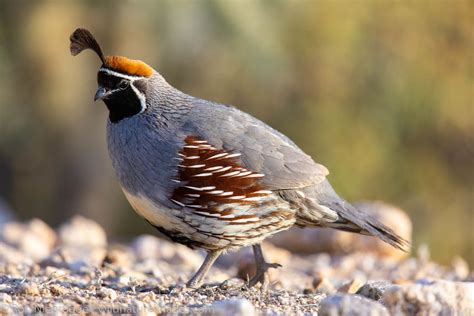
[70, 28, 409, 288]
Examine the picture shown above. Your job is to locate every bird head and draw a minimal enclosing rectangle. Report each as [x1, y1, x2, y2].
[70, 28, 155, 123]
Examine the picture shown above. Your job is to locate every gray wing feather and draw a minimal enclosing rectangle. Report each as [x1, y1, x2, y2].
[181, 100, 328, 190]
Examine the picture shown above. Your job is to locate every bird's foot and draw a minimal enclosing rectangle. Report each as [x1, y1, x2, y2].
[169, 281, 203, 294]
[248, 262, 282, 289]
[185, 277, 204, 290]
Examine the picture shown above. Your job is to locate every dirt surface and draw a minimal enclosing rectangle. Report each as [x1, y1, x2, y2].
[0, 216, 472, 315]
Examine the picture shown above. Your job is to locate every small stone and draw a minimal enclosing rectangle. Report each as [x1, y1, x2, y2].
[220, 278, 245, 290]
[131, 235, 167, 261]
[356, 281, 397, 301]
[49, 284, 67, 296]
[0, 304, 14, 314]
[0, 243, 32, 267]
[103, 245, 133, 267]
[450, 256, 469, 279]
[382, 279, 474, 315]
[17, 282, 40, 296]
[312, 274, 336, 294]
[57, 216, 107, 269]
[137, 291, 156, 303]
[319, 294, 389, 316]
[130, 299, 152, 315]
[28, 264, 41, 276]
[58, 216, 107, 248]
[337, 277, 364, 294]
[131, 235, 203, 269]
[0, 293, 12, 304]
[96, 287, 117, 300]
[210, 299, 256, 316]
[1, 219, 56, 261]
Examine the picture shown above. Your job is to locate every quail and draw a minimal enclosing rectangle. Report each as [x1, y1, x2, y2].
[70, 28, 409, 289]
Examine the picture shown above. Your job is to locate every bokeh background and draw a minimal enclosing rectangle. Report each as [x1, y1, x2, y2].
[0, 1, 472, 265]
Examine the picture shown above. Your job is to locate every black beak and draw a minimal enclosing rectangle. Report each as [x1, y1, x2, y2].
[94, 87, 109, 101]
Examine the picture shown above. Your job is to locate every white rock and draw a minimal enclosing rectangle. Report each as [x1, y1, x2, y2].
[319, 294, 389, 316]
[0, 242, 32, 265]
[16, 282, 40, 296]
[58, 215, 106, 248]
[356, 281, 399, 301]
[131, 235, 203, 269]
[382, 279, 474, 315]
[0, 293, 12, 304]
[97, 287, 117, 300]
[56, 216, 107, 268]
[210, 299, 255, 316]
[0, 219, 56, 261]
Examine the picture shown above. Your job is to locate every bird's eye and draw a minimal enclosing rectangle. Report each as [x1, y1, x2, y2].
[118, 80, 129, 89]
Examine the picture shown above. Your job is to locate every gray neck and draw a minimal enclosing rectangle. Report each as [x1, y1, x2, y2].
[144, 72, 193, 126]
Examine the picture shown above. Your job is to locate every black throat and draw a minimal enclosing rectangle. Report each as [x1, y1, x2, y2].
[104, 86, 143, 123]
[97, 70, 146, 123]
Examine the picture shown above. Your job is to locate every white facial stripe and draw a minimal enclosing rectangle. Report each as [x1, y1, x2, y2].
[130, 84, 147, 113]
[99, 68, 144, 80]
[99, 68, 147, 112]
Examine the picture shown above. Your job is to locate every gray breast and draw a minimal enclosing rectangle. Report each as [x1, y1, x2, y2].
[106, 113, 182, 209]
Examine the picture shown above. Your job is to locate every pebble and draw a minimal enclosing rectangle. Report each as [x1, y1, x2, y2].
[97, 287, 118, 300]
[337, 277, 365, 294]
[131, 235, 203, 269]
[58, 216, 107, 248]
[0, 219, 56, 261]
[319, 294, 389, 316]
[55, 216, 108, 269]
[17, 282, 40, 296]
[104, 245, 134, 267]
[382, 279, 474, 315]
[49, 284, 67, 296]
[137, 291, 156, 303]
[210, 299, 256, 316]
[450, 256, 470, 279]
[0, 293, 12, 304]
[356, 280, 398, 301]
[0, 242, 32, 266]
[220, 278, 246, 290]
[312, 275, 336, 294]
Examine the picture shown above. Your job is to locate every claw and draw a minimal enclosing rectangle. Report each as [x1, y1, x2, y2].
[248, 244, 282, 289]
[248, 261, 282, 289]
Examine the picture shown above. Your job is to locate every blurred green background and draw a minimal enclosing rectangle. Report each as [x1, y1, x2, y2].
[0, 1, 472, 265]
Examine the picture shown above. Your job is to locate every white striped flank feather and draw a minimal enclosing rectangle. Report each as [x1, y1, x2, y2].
[169, 136, 276, 224]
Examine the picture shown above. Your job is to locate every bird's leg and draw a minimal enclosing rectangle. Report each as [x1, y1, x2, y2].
[248, 244, 282, 288]
[186, 249, 222, 289]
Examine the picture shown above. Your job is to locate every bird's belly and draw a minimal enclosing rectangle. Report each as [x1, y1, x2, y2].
[122, 188, 297, 250]
[122, 189, 182, 233]
[122, 188, 225, 249]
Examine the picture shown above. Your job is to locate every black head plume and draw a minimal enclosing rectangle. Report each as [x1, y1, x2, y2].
[70, 28, 106, 64]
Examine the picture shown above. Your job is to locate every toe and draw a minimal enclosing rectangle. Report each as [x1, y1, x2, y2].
[267, 262, 282, 269]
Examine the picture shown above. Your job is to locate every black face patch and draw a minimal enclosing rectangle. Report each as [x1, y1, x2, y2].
[97, 71, 145, 123]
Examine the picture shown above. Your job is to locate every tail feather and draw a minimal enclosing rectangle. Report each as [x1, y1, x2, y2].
[323, 200, 411, 252]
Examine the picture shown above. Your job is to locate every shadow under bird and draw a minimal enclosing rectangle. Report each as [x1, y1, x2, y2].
[70, 28, 410, 288]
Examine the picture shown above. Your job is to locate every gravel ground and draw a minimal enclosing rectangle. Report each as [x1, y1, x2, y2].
[0, 216, 472, 315]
